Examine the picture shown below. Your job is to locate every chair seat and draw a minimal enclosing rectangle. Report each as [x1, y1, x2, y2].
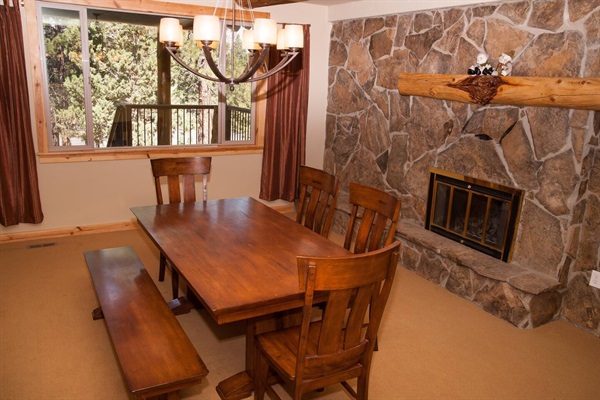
[257, 321, 367, 382]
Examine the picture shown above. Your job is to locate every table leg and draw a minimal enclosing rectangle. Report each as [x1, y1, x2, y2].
[216, 315, 279, 400]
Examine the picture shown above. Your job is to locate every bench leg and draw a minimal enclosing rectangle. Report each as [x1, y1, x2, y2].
[167, 297, 195, 316]
[92, 306, 104, 320]
[171, 269, 179, 300]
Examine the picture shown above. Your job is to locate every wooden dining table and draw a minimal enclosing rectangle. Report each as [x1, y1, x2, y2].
[131, 197, 350, 400]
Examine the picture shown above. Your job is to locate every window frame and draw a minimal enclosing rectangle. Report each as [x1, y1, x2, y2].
[25, 0, 268, 163]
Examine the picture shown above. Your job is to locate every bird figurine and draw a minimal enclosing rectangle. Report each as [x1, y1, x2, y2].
[468, 52, 494, 75]
[493, 52, 513, 76]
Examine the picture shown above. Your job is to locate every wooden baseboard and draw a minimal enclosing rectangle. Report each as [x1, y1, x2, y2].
[0, 220, 139, 244]
[269, 203, 296, 214]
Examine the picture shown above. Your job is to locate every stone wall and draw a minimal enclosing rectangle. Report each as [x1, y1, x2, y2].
[325, 0, 599, 336]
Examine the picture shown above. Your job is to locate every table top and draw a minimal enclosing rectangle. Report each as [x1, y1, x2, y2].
[131, 197, 350, 324]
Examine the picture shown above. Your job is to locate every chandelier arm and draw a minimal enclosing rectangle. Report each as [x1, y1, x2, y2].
[232, 46, 271, 84]
[237, 51, 259, 77]
[165, 46, 221, 82]
[245, 51, 300, 83]
[201, 44, 232, 83]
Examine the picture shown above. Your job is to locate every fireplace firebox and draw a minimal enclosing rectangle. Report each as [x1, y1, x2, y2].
[425, 168, 524, 262]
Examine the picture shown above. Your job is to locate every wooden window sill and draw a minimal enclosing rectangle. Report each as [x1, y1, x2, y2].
[37, 145, 264, 163]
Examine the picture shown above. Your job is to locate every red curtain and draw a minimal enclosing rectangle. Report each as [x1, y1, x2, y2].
[259, 25, 310, 202]
[0, 0, 44, 226]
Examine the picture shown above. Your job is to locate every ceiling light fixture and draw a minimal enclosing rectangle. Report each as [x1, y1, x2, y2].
[159, 0, 303, 91]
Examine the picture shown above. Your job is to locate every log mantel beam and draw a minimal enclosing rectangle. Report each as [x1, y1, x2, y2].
[397, 73, 600, 111]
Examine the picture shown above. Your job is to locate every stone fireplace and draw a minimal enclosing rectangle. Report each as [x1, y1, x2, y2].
[325, 0, 600, 336]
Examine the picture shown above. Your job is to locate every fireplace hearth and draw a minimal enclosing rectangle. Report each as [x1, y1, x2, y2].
[425, 168, 524, 262]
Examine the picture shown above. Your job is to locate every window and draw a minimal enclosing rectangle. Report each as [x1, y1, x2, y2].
[30, 0, 266, 160]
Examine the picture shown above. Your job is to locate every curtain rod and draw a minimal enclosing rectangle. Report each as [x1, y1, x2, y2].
[282, 23, 311, 27]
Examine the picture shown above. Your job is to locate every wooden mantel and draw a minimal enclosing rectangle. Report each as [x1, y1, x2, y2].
[397, 73, 600, 111]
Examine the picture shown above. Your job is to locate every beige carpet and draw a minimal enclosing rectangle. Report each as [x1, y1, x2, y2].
[1, 229, 599, 400]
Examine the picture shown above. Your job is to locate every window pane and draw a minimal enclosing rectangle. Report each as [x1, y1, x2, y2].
[88, 13, 159, 147]
[449, 189, 468, 234]
[224, 25, 252, 142]
[172, 28, 219, 145]
[433, 183, 450, 227]
[42, 7, 87, 146]
[466, 193, 487, 240]
[485, 199, 509, 248]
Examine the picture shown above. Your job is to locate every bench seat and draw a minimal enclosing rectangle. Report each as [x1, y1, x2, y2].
[84, 246, 208, 400]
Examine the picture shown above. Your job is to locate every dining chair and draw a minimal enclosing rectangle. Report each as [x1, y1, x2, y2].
[295, 165, 339, 238]
[253, 241, 401, 400]
[343, 182, 401, 351]
[344, 182, 401, 254]
[150, 156, 212, 300]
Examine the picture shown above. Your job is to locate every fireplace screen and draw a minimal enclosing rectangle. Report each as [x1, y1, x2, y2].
[425, 168, 524, 262]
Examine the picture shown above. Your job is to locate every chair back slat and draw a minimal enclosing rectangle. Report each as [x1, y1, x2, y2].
[304, 187, 323, 229]
[296, 166, 339, 237]
[182, 174, 197, 203]
[345, 285, 374, 345]
[167, 175, 182, 204]
[353, 208, 376, 253]
[368, 213, 392, 252]
[318, 289, 353, 353]
[151, 157, 212, 205]
[345, 182, 401, 254]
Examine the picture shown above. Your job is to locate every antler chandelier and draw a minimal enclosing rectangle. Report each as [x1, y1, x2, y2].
[159, 0, 303, 91]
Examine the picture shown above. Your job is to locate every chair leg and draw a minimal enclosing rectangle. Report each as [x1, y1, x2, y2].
[356, 374, 368, 400]
[254, 351, 269, 400]
[171, 269, 179, 300]
[158, 253, 167, 282]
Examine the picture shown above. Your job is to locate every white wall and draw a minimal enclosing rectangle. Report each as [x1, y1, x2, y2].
[32, 155, 264, 229]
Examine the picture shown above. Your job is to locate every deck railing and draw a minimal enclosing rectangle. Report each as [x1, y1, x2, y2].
[107, 104, 251, 147]
[226, 105, 252, 141]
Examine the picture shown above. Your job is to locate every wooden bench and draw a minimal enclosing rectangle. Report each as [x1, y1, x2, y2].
[84, 246, 208, 400]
